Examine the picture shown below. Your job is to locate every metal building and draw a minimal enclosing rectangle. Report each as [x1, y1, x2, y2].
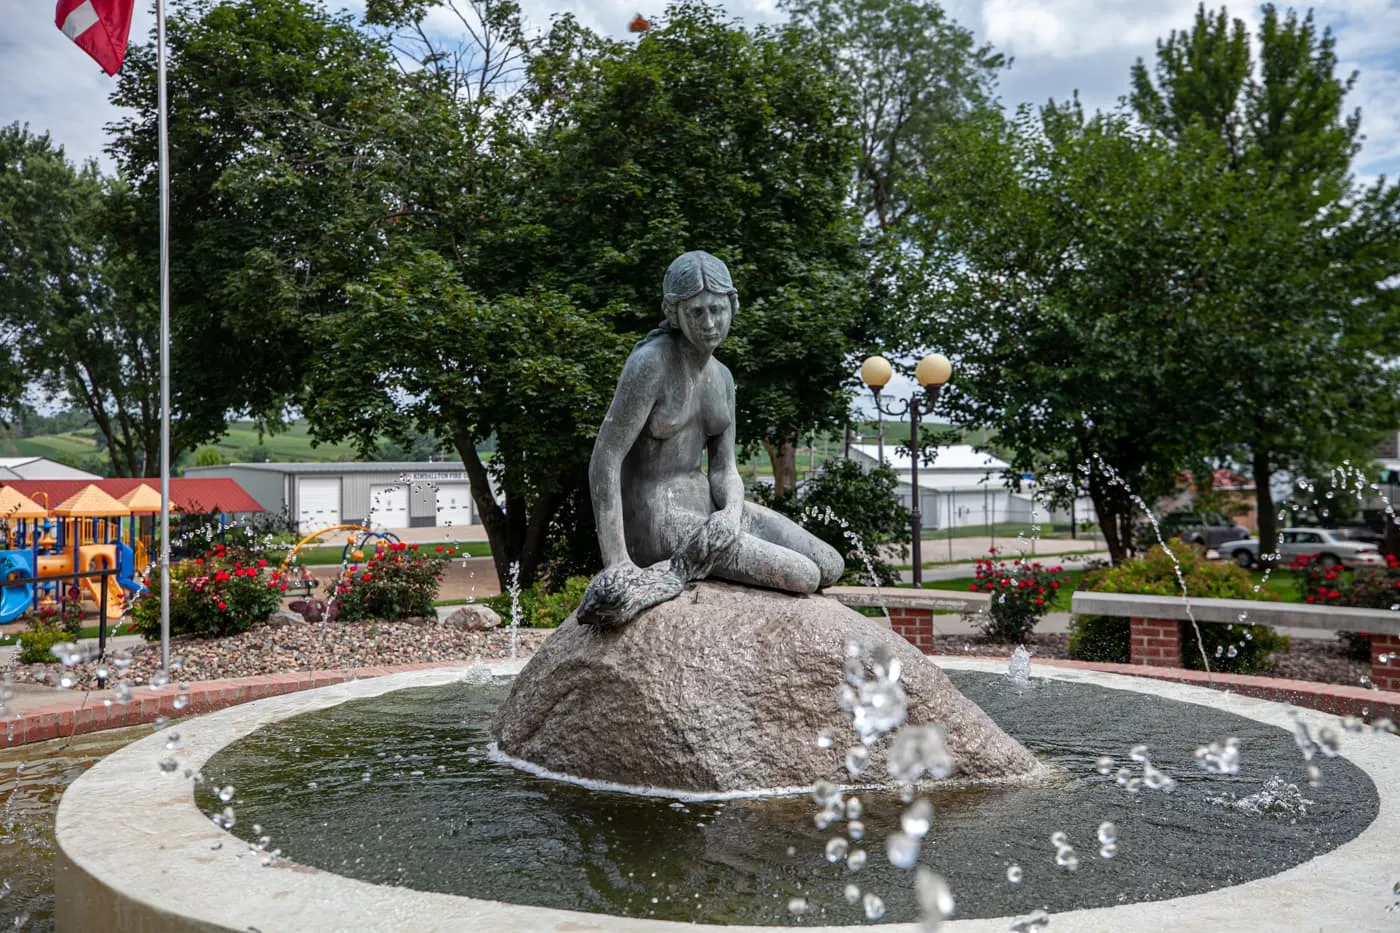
[184, 462, 477, 533]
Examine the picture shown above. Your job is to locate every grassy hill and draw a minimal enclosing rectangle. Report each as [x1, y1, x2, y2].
[200, 422, 363, 463]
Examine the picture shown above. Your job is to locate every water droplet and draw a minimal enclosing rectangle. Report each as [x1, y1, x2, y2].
[1125, 777, 1142, 794]
[1307, 763, 1321, 787]
[113, 682, 132, 705]
[1095, 756, 1113, 775]
[786, 897, 809, 916]
[901, 799, 933, 838]
[816, 728, 835, 748]
[845, 796, 862, 820]
[812, 780, 839, 805]
[218, 785, 235, 803]
[1010, 907, 1051, 932]
[1129, 744, 1148, 762]
[845, 745, 870, 776]
[1099, 842, 1117, 859]
[1055, 846, 1079, 871]
[914, 866, 955, 924]
[825, 837, 849, 863]
[1006, 864, 1022, 884]
[847, 820, 865, 840]
[164, 732, 180, 750]
[846, 848, 867, 872]
[157, 758, 178, 774]
[887, 725, 952, 782]
[1050, 831, 1068, 848]
[862, 891, 886, 920]
[844, 883, 860, 904]
[149, 669, 170, 689]
[887, 831, 920, 869]
[1317, 727, 1340, 758]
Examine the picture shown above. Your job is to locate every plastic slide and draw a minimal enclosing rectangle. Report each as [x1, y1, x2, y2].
[0, 550, 35, 625]
[115, 542, 147, 595]
[78, 545, 126, 620]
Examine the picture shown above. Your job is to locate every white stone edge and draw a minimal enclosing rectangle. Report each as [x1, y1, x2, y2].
[54, 657, 1400, 933]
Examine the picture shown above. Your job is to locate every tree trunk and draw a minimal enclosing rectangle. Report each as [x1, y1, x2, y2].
[455, 434, 556, 590]
[1252, 449, 1277, 564]
[763, 440, 799, 495]
[1087, 472, 1130, 565]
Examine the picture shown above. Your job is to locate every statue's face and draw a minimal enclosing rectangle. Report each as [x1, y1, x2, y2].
[673, 290, 733, 353]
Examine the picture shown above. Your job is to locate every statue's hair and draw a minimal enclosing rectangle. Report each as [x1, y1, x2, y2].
[663, 250, 738, 306]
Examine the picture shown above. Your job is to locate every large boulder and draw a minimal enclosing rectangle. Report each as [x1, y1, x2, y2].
[492, 581, 1040, 793]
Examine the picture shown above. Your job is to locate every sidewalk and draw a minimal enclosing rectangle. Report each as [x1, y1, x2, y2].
[898, 534, 1110, 566]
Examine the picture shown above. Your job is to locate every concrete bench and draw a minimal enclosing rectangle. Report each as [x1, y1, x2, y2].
[1070, 591, 1400, 690]
[825, 587, 988, 653]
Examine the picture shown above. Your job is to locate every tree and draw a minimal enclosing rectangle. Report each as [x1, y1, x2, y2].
[1130, 3, 1400, 558]
[908, 103, 1233, 563]
[522, 1, 867, 493]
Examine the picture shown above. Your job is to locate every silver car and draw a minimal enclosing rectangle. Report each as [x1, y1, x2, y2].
[1216, 528, 1387, 569]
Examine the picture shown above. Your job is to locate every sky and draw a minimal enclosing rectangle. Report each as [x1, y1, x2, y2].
[4, 0, 1399, 181]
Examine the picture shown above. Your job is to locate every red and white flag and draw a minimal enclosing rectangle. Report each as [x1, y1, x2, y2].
[55, 0, 135, 76]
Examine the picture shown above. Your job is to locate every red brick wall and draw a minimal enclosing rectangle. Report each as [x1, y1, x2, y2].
[888, 607, 934, 654]
[1129, 617, 1182, 667]
[1373, 633, 1400, 692]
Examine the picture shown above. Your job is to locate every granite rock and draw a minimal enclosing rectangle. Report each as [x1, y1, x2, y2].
[443, 605, 502, 631]
[492, 581, 1040, 793]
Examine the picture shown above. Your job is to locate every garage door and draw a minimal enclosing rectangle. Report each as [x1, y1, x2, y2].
[297, 477, 341, 532]
[368, 484, 409, 530]
[435, 484, 474, 529]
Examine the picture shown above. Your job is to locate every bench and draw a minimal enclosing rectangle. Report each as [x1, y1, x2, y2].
[1070, 591, 1400, 690]
[825, 587, 988, 653]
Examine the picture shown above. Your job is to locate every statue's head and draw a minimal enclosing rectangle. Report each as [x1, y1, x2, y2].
[662, 250, 738, 353]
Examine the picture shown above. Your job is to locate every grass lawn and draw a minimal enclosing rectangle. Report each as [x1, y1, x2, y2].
[270, 540, 492, 565]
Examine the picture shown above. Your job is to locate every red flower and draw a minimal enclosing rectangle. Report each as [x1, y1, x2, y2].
[214, 570, 231, 582]
[1034, 597, 1044, 606]
[362, 572, 373, 582]
[969, 584, 978, 592]
[194, 558, 204, 565]
[1305, 595, 1316, 603]
[435, 545, 444, 552]
[217, 601, 227, 610]
[256, 559, 267, 568]
[1050, 581, 1060, 589]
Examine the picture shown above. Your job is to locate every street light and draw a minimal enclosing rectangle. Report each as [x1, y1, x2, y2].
[860, 352, 952, 587]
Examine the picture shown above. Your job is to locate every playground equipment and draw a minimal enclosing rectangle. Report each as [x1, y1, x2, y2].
[278, 524, 403, 577]
[0, 484, 150, 625]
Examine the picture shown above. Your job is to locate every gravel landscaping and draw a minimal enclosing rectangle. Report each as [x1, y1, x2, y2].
[5, 619, 551, 693]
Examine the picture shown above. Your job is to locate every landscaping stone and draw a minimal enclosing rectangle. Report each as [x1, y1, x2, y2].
[492, 580, 1041, 793]
[266, 610, 305, 628]
[443, 605, 501, 630]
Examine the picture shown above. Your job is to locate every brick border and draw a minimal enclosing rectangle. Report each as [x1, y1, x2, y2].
[1, 661, 453, 749]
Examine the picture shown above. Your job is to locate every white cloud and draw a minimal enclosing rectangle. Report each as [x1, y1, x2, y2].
[1, 0, 1395, 178]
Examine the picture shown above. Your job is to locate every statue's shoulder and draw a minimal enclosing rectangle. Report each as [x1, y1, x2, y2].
[622, 337, 668, 381]
[709, 357, 734, 389]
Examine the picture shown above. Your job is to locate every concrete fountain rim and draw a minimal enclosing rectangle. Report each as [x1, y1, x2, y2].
[55, 657, 1400, 933]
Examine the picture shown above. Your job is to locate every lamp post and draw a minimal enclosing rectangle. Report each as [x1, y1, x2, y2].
[859, 352, 953, 587]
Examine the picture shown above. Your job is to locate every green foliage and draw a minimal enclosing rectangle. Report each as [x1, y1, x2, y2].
[18, 620, 70, 665]
[193, 446, 224, 466]
[752, 459, 909, 584]
[970, 551, 1068, 642]
[131, 545, 284, 639]
[1069, 540, 1288, 672]
[31, 602, 84, 638]
[481, 575, 590, 628]
[331, 543, 447, 622]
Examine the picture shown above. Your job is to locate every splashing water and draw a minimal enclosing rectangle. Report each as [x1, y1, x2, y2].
[507, 562, 523, 661]
[1007, 646, 1031, 686]
[1206, 775, 1313, 818]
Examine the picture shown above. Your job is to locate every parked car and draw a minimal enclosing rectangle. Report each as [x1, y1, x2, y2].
[1153, 510, 1251, 550]
[1216, 528, 1386, 569]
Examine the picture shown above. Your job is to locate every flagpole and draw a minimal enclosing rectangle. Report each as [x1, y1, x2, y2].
[156, 0, 172, 674]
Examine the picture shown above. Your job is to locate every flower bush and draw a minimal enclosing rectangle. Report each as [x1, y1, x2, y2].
[31, 601, 84, 638]
[331, 542, 447, 623]
[18, 617, 70, 664]
[131, 543, 286, 639]
[969, 550, 1067, 642]
[483, 575, 591, 628]
[1293, 551, 1400, 659]
[1069, 539, 1288, 672]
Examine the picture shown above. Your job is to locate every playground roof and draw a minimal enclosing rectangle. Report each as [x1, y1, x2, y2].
[54, 485, 131, 517]
[0, 487, 48, 519]
[0, 479, 264, 515]
[118, 484, 163, 512]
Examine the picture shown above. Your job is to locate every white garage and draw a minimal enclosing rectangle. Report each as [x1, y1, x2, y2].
[368, 484, 409, 529]
[296, 477, 341, 532]
[435, 484, 474, 529]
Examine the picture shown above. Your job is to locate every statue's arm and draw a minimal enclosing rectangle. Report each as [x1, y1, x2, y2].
[707, 367, 744, 525]
[589, 347, 662, 568]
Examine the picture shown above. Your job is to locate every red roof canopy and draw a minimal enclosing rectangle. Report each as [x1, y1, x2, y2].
[0, 478, 264, 514]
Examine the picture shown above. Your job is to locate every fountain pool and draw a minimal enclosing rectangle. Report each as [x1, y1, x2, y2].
[54, 659, 1400, 932]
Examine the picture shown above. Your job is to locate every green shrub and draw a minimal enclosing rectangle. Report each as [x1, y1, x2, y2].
[970, 551, 1068, 642]
[31, 601, 83, 638]
[1068, 539, 1288, 673]
[483, 575, 590, 628]
[18, 619, 69, 664]
[131, 543, 284, 639]
[332, 542, 447, 622]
